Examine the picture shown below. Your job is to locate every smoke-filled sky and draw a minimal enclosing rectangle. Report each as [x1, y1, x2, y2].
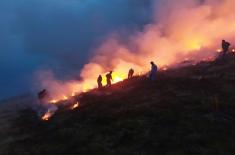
[1, 0, 235, 101]
[0, 0, 154, 100]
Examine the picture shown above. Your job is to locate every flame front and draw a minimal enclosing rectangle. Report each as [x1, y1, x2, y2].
[38, 0, 235, 105]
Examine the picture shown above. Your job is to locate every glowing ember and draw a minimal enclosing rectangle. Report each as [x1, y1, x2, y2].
[63, 95, 68, 100]
[50, 99, 58, 104]
[71, 102, 80, 110]
[217, 49, 222, 53]
[162, 67, 168, 71]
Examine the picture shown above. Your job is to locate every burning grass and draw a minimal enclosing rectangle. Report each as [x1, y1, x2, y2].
[3, 54, 235, 155]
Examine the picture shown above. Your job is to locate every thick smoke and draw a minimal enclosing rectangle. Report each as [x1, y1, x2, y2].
[0, 0, 153, 99]
[39, 0, 235, 101]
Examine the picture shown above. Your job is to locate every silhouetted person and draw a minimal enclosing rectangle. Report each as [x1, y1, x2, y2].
[128, 68, 134, 79]
[106, 71, 113, 87]
[38, 89, 48, 102]
[97, 75, 103, 89]
[149, 61, 158, 81]
[222, 40, 231, 56]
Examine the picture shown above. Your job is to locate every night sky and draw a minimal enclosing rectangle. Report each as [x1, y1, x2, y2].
[0, 0, 154, 100]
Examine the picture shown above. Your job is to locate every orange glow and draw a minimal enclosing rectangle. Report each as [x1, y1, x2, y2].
[41, 110, 54, 121]
[71, 102, 80, 110]
[63, 95, 68, 100]
[82, 84, 90, 92]
[184, 58, 189, 61]
[38, 0, 235, 107]
[162, 67, 168, 71]
[217, 49, 222, 53]
[186, 40, 202, 51]
[112, 72, 125, 84]
[50, 99, 58, 104]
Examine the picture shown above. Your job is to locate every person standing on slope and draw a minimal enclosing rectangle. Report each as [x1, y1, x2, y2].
[128, 68, 134, 79]
[149, 61, 158, 81]
[106, 71, 113, 87]
[97, 75, 103, 89]
[222, 40, 231, 56]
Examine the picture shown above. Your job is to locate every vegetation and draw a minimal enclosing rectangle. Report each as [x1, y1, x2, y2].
[2, 55, 235, 155]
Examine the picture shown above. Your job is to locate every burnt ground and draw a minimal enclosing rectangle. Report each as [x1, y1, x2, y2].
[2, 54, 235, 155]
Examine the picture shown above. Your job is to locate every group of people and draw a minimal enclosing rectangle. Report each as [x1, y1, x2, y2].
[97, 61, 158, 89]
[96, 39, 233, 89]
[97, 71, 113, 89]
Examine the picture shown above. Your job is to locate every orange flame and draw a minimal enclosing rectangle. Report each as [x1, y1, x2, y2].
[38, 0, 235, 106]
[63, 95, 68, 100]
[71, 102, 80, 110]
[112, 72, 125, 84]
[49, 99, 58, 104]
[162, 67, 168, 71]
[41, 110, 54, 121]
[217, 49, 222, 53]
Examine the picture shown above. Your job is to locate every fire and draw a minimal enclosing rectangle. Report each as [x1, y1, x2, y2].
[112, 72, 125, 83]
[162, 67, 168, 71]
[50, 99, 58, 104]
[82, 84, 90, 92]
[217, 49, 222, 53]
[38, 0, 235, 108]
[63, 95, 68, 100]
[71, 102, 80, 110]
[41, 110, 54, 121]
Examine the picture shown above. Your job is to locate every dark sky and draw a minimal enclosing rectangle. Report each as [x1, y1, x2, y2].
[0, 0, 154, 100]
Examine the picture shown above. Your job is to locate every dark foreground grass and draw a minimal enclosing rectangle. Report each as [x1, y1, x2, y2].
[3, 55, 235, 155]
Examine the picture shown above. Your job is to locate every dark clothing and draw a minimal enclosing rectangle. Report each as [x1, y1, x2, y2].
[128, 69, 134, 79]
[150, 64, 158, 81]
[222, 40, 231, 56]
[106, 73, 113, 87]
[38, 89, 48, 102]
[97, 75, 103, 89]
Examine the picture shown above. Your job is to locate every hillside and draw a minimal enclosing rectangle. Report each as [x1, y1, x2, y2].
[2, 54, 235, 155]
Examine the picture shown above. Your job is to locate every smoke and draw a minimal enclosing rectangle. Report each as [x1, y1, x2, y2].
[38, 0, 235, 101]
[0, 0, 153, 99]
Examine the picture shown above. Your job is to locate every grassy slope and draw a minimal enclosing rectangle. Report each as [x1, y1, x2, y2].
[0, 95, 35, 154]
[3, 55, 235, 155]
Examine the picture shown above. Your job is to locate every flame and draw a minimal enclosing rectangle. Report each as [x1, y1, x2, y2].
[162, 67, 168, 71]
[217, 49, 222, 53]
[49, 99, 58, 104]
[63, 95, 68, 100]
[37, 0, 235, 106]
[112, 72, 125, 84]
[41, 110, 54, 121]
[71, 102, 80, 110]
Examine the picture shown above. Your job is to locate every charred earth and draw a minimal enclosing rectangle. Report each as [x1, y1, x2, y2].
[2, 54, 235, 155]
